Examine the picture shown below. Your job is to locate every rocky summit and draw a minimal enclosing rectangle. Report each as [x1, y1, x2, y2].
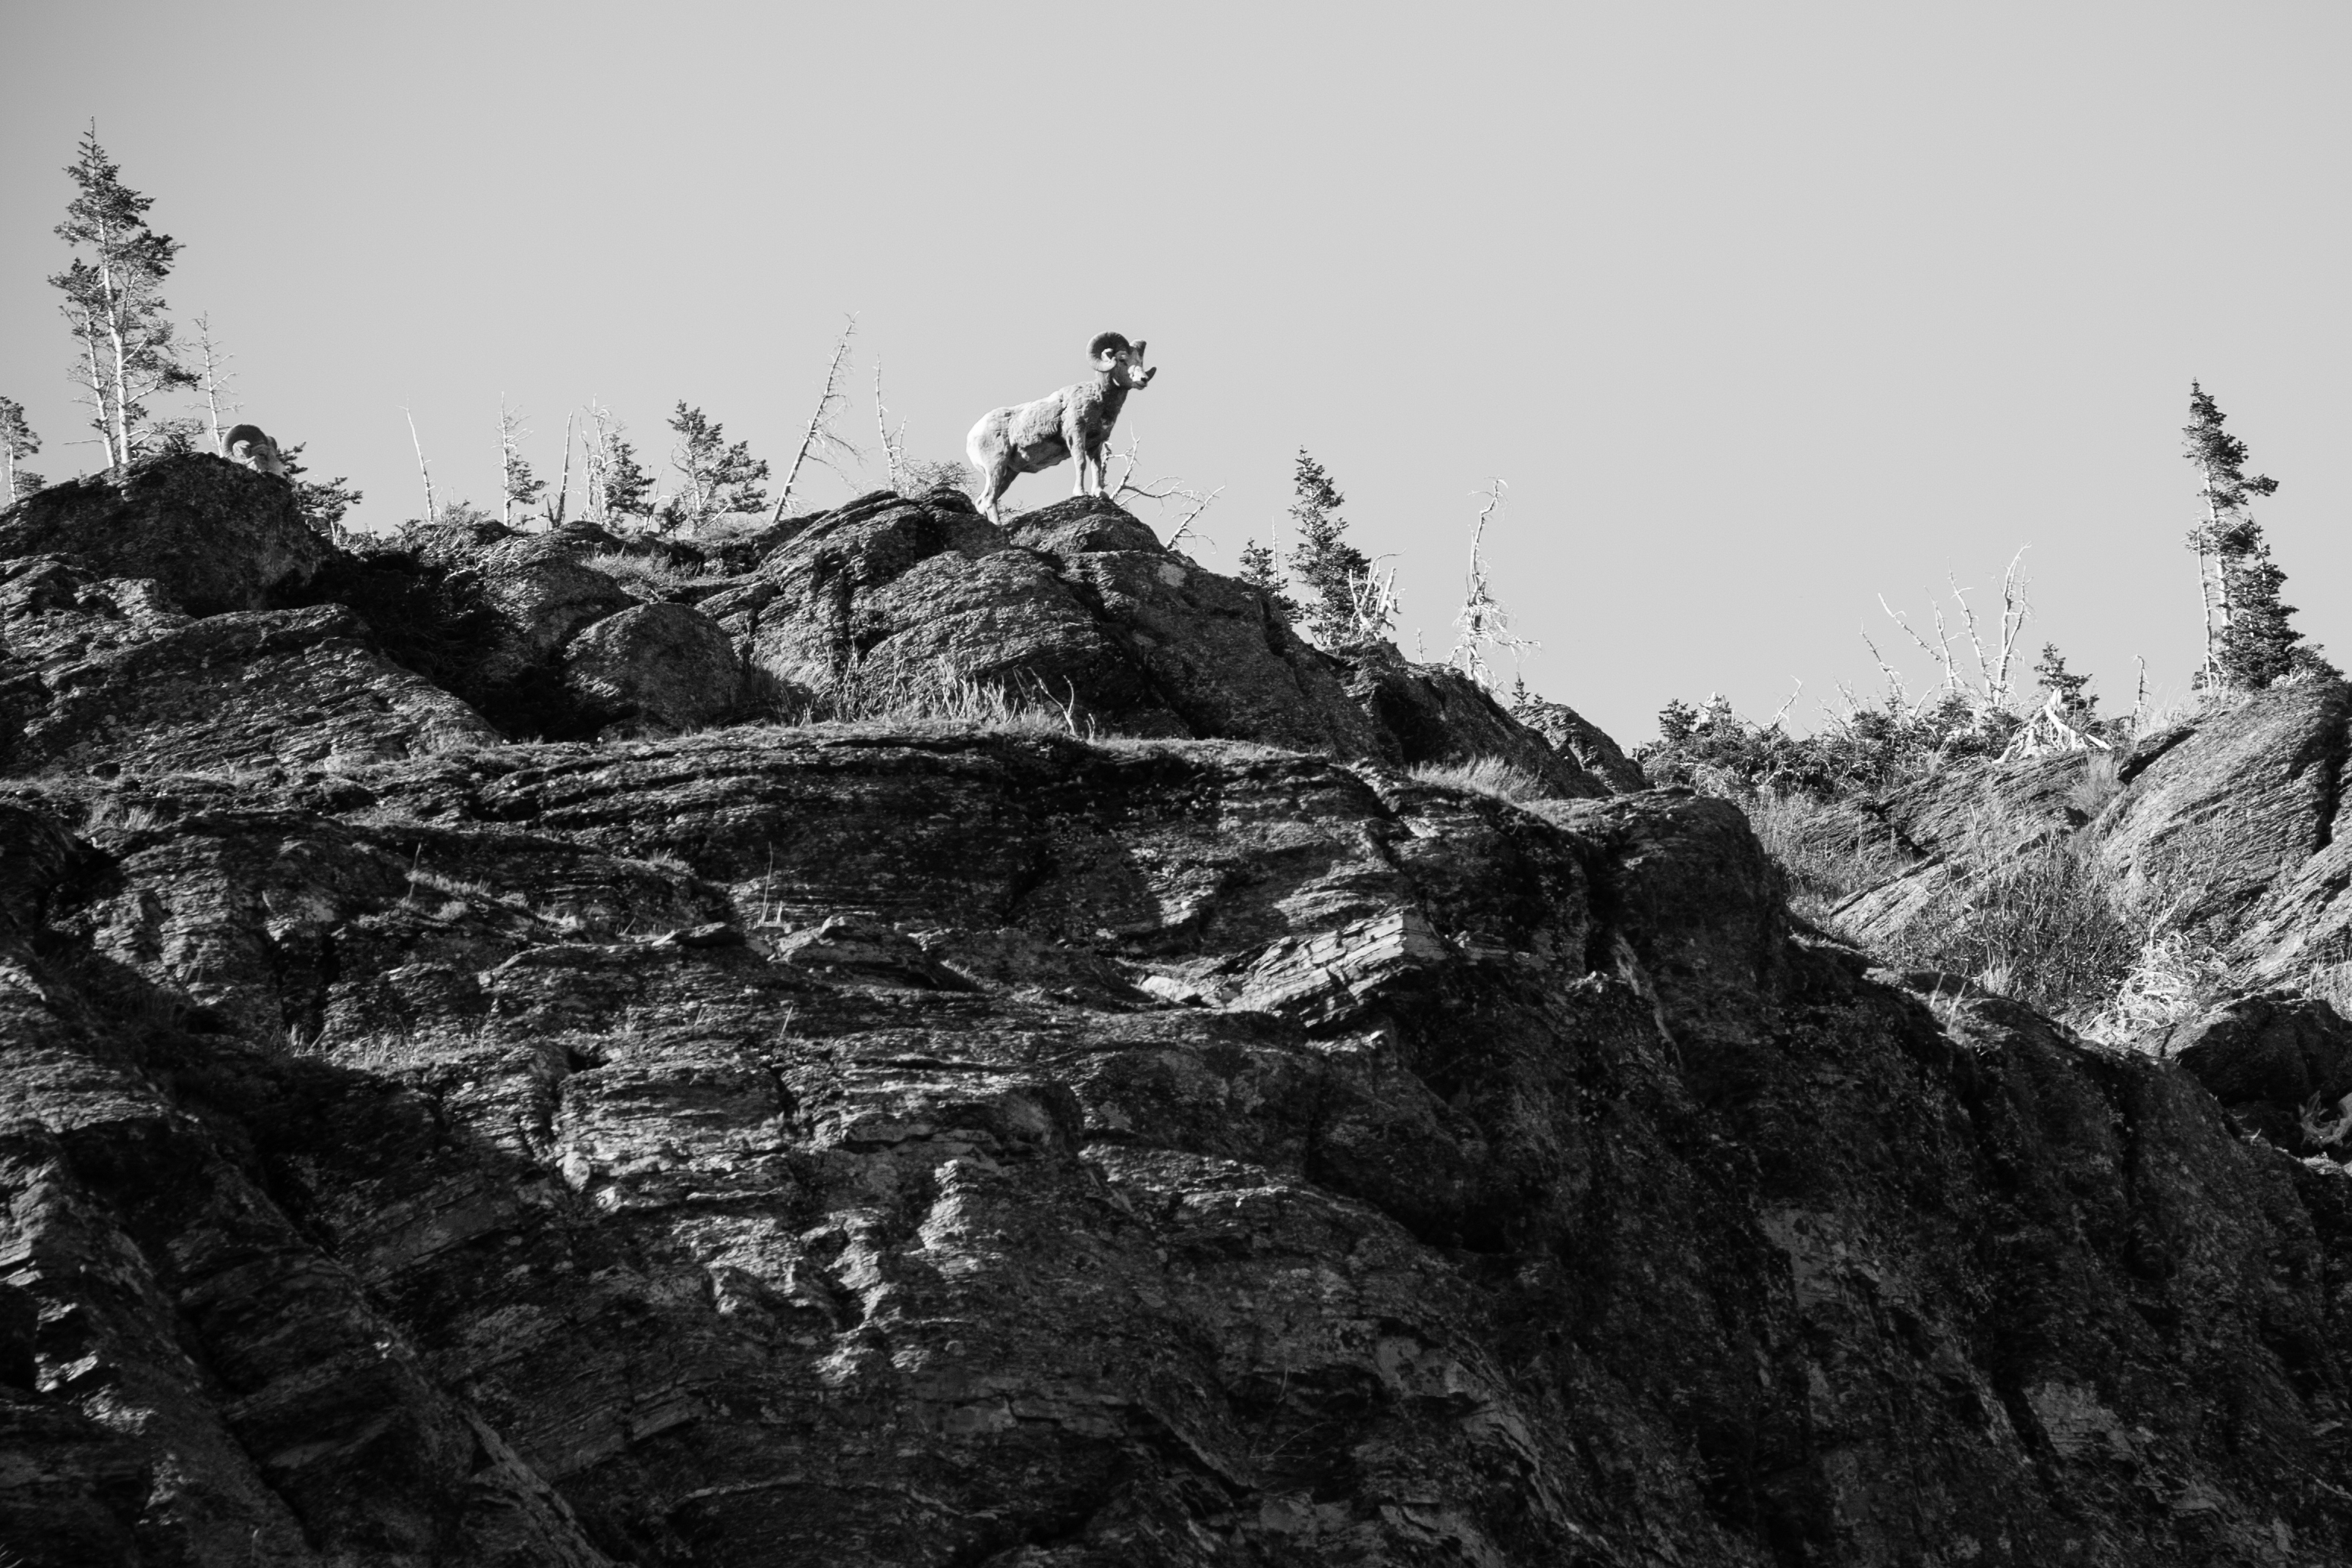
[2, 455, 2350, 1567]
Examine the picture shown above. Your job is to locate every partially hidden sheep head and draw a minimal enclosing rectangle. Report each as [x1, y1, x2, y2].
[1087, 332, 1156, 390]
[222, 423, 288, 479]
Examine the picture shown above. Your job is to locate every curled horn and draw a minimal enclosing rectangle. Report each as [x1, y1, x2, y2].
[1086, 331, 1132, 361]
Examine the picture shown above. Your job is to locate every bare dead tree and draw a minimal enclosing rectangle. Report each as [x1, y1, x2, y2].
[498, 398, 533, 528]
[872, 360, 907, 491]
[190, 314, 238, 454]
[1102, 429, 1223, 547]
[772, 316, 863, 521]
[544, 410, 576, 528]
[580, 401, 615, 527]
[1876, 548, 2031, 715]
[1344, 560, 1401, 645]
[1447, 479, 1539, 690]
[402, 404, 438, 522]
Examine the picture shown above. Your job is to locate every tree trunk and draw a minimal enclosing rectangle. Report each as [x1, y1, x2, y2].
[75, 318, 116, 473]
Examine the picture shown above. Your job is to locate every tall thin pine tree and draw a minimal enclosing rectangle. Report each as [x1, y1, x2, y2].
[49, 128, 193, 477]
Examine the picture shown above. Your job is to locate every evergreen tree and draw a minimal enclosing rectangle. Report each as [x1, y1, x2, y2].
[2216, 541, 2338, 687]
[2032, 643, 2095, 715]
[666, 402, 769, 527]
[1283, 449, 1371, 646]
[279, 442, 363, 533]
[497, 401, 546, 529]
[2182, 382, 2279, 684]
[502, 450, 546, 526]
[1, 397, 43, 501]
[49, 127, 194, 476]
[601, 436, 656, 522]
[2180, 384, 2331, 690]
[1235, 537, 1297, 620]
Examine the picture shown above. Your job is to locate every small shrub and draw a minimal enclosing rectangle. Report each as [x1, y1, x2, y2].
[895, 457, 970, 498]
[1407, 756, 1547, 804]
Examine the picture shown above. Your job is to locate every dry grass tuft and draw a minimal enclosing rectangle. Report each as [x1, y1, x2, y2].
[1407, 756, 1549, 804]
[585, 551, 700, 597]
[1743, 790, 1914, 928]
[2077, 927, 2234, 1049]
[1877, 828, 2138, 1026]
[772, 658, 1084, 737]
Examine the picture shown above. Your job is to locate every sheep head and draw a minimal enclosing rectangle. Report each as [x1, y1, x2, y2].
[1088, 332, 1157, 390]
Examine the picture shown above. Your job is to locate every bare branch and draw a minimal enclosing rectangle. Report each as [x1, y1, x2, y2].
[773, 314, 865, 521]
[546, 410, 575, 528]
[190, 314, 237, 454]
[1103, 428, 1223, 543]
[872, 360, 906, 491]
[401, 404, 436, 522]
[1447, 479, 1538, 690]
[1164, 487, 1224, 555]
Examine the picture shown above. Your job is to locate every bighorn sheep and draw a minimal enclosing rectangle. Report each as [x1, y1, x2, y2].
[966, 333, 1156, 523]
[222, 423, 288, 479]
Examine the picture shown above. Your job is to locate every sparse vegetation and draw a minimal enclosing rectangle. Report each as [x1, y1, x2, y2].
[2080, 927, 2236, 1049]
[1878, 831, 2138, 1025]
[786, 658, 1084, 735]
[585, 549, 700, 597]
[1407, 756, 1549, 804]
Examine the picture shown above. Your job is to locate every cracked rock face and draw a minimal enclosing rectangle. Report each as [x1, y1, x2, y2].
[2, 465, 2350, 1566]
[1828, 680, 2352, 986]
[0, 729, 2347, 1566]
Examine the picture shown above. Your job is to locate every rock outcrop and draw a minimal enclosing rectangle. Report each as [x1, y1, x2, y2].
[3, 463, 2349, 1566]
[0, 457, 326, 615]
[1, 731, 2348, 1565]
[561, 602, 744, 734]
[1829, 681, 2352, 988]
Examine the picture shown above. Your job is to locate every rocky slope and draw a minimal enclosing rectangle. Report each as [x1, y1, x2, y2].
[1, 458, 2349, 1566]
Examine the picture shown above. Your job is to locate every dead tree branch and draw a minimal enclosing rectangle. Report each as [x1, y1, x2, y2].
[402, 404, 437, 523]
[1447, 479, 1539, 690]
[773, 315, 863, 521]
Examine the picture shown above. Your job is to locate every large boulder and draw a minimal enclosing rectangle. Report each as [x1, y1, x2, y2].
[734, 490, 1391, 756]
[1518, 696, 1649, 792]
[470, 535, 637, 686]
[2165, 991, 2352, 1154]
[2096, 680, 2352, 939]
[0, 454, 326, 615]
[0, 553, 497, 778]
[1343, 647, 1608, 797]
[561, 602, 744, 734]
[722, 489, 1630, 794]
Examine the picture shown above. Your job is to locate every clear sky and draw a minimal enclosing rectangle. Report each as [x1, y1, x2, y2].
[6, 2, 2349, 746]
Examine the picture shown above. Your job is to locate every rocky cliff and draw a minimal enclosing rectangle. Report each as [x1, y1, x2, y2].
[1, 458, 2348, 1567]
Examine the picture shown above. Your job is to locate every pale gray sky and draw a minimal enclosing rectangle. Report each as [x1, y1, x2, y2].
[6, 2, 2349, 744]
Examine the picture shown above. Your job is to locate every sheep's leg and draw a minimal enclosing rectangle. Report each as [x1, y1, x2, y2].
[978, 460, 1012, 523]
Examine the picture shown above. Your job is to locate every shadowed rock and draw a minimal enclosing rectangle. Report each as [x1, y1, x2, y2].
[561, 601, 744, 734]
[0, 454, 326, 614]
